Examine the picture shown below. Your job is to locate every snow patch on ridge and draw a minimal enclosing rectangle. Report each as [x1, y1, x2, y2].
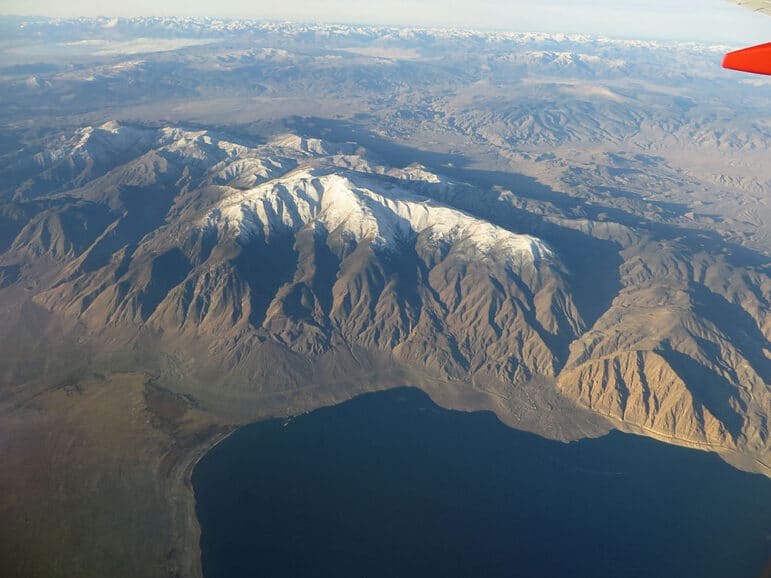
[203, 170, 553, 267]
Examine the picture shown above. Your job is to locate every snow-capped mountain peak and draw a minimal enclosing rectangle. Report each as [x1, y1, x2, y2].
[204, 168, 552, 268]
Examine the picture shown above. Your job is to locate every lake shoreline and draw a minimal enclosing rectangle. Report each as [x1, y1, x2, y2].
[192, 386, 771, 578]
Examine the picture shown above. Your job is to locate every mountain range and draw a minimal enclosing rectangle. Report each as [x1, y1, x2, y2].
[0, 16, 769, 578]
[1, 121, 767, 469]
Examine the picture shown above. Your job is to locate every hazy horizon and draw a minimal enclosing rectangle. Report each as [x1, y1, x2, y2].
[0, 0, 768, 44]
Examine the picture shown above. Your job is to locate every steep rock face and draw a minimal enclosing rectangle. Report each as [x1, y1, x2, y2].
[557, 242, 770, 458]
[10, 203, 116, 261]
[558, 350, 732, 446]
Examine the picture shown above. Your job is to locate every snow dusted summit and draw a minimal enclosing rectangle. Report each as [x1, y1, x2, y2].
[202, 134, 553, 270]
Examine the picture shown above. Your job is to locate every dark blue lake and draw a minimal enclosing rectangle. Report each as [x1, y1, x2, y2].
[192, 387, 771, 578]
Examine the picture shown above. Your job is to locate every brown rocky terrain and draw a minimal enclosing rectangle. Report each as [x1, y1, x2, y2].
[0, 118, 767, 578]
[0, 16, 769, 578]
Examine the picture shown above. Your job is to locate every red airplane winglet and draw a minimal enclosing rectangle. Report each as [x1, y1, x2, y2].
[722, 42, 771, 75]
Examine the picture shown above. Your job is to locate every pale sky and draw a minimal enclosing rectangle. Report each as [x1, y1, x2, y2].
[0, 0, 768, 44]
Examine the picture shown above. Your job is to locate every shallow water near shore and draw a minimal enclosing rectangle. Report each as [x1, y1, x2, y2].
[193, 387, 771, 578]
